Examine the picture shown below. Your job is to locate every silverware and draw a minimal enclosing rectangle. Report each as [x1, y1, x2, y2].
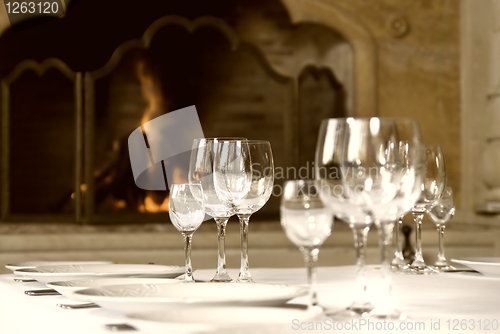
[25, 289, 61, 296]
[442, 269, 479, 273]
[104, 324, 137, 331]
[14, 278, 37, 283]
[57, 302, 99, 309]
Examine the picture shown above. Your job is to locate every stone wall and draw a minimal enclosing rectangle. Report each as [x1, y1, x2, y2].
[322, 0, 461, 207]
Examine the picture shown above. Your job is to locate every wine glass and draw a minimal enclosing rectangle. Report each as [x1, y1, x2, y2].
[428, 186, 455, 271]
[337, 118, 425, 320]
[315, 118, 374, 317]
[339, 118, 411, 320]
[168, 183, 205, 282]
[188, 137, 245, 283]
[280, 179, 334, 313]
[391, 142, 413, 271]
[230, 140, 274, 283]
[370, 120, 425, 319]
[410, 145, 446, 274]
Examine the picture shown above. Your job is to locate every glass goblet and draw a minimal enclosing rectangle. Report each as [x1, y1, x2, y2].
[391, 138, 417, 272]
[280, 180, 333, 314]
[341, 118, 424, 320]
[428, 186, 455, 271]
[315, 118, 374, 317]
[188, 137, 245, 283]
[410, 145, 446, 274]
[168, 183, 205, 282]
[231, 140, 274, 283]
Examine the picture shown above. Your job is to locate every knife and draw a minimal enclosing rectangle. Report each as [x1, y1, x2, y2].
[14, 278, 37, 283]
[442, 268, 479, 273]
[25, 289, 61, 296]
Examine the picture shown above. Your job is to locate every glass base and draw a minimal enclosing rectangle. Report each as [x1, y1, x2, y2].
[236, 276, 254, 283]
[327, 303, 374, 319]
[391, 263, 410, 273]
[431, 264, 456, 271]
[391, 256, 407, 267]
[369, 307, 408, 321]
[409, 265, 439, 275]
[308, 305, 327, 316]
[210, 272, 234, 283]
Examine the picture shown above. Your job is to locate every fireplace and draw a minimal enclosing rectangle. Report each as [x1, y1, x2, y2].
[0, 0, 377, 224]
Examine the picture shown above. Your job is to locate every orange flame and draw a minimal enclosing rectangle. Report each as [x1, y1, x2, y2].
[136, 59, 169, 213]
[136, 60, 165, 125]
[139, 194, 169, 213]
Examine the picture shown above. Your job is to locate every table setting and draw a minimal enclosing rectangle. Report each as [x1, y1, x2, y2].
[2, 119, 500, 333]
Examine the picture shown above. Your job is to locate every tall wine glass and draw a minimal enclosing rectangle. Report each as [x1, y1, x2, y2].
[428, 186, 455, 271]
[280, 180, 334, 313]
[340, 118, 412, 320]
[370, 120, 425, 319]
[230, 140, 274, 283]
[391, 142, 412, 271]
[316, 118, 374, 318]
[188, 137, 245, 283]
[168, 184, 205, 282]
[410, 145, 446, 274]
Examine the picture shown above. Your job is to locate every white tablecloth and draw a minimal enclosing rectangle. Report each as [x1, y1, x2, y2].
[1, 266, 499, 333]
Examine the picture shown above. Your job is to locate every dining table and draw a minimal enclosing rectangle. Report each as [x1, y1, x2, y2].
[1, 265, 499, 334]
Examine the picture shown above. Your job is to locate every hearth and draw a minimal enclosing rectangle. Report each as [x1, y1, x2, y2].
[0, 0, 377, 224]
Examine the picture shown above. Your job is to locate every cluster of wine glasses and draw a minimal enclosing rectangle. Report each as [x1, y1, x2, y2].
[280, 117, 431, 320]
[168, 138, 274, 283]
[167, 118, 455, 322]
[280, 117, 458, 320]
[392, 144, 456, 273]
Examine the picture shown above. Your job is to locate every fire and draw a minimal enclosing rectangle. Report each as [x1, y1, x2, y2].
[136, 59, 170, 213]
[139, 194, 169, 213]
[136, 60, 165, 125]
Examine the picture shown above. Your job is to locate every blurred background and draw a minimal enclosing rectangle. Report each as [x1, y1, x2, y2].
[0, 0, 499, 272]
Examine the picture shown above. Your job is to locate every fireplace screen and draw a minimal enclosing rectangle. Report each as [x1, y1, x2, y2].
[0, 0, 354, 224]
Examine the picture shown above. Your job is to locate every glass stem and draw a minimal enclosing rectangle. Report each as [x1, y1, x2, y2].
[237, 214, 254, 282]
[392, 216, 405, 265]
[374, 221, 396, 313]
[378, 222, 395, 273]
[437, 224, 447, 264]
[411, 211, 427, 268]
[213, 217, 231, 281]
[182, 232, 194, 282]
[350, 224, 372, 309]
[302, 246, 319, 311]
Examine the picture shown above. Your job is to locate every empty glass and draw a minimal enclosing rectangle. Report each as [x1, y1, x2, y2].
[428, 186, 455, 271]
[280, 180, 334, 313]
[188, 138, 245, 282]
[315, 118, 374, 317]
[410, 145, 446, 274]
[230, 141, 274, 283]
[341, 118, 425, 320]
[168, 183, 205, 282]
[391, 141, 414, 271]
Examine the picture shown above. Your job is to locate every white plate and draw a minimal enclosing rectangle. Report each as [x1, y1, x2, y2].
[128, 306, 315, 329]
[47, 277, 180, 301]
[13, 264, 185, 283]
[452, 257, 500, 277]
[5, 261, 115, 272]
[74, 283, 308, 314]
